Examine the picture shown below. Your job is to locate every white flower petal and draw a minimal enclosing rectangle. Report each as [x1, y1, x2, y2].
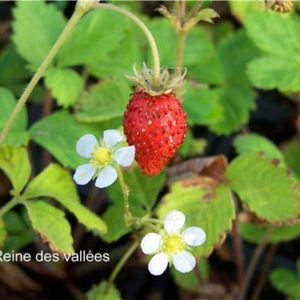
[148, 253, 169, 276]
[114, 146, 135, 167]
[76, 134, 98, 158]
[173, 250, 196, 273]
[182, 227, 206, 247]
[164, 210, 186, 234]
[141, 233, 162, 255]
[73, 164, 96, 185]
[103, 130, 124, 148]
[95, 165, 118, 188]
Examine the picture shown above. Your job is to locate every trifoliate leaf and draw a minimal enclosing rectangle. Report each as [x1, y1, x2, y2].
[157, 179, 235, 258]
[45, 68, 84, 107]
[58, 9, 129, 67]
[24, 164, 107, 235]
[30, 110, 117, 169]
[74, 79, 131, 123]
[270, 268, 298, 297]
[103, 169, 166, 242]
[12, 1, 65, 70]
[0, 88, 29, 146]
[245, 11, 300, 93]
[240, 222, 300, 244]
[226, 153, 300, 223]
[234, 134, 283, 160]
[0, 146, 30, 194]
[87, 281, 121, 300]
[183, 82, 223, 126]
[283, 139, 300, 177]
[25, 200, 74, 253]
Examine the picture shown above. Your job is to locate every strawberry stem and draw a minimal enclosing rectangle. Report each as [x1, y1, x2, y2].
[115, 166, 134, 226]
[0, 5, 86, 145]
[95, 3, 161, 90]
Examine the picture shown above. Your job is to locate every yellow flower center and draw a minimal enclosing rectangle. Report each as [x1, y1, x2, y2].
[162, 234, 185, 255]
[91, 147, 112, 167]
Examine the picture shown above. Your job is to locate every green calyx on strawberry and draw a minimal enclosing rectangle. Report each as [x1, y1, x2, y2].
[123, 64, 187, 176]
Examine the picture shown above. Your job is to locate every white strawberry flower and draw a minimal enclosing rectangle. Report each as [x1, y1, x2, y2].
[73, 129, 135, 188]
[141, 210, 206, 276]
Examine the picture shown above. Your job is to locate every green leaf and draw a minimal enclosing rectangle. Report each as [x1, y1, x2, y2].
[0, 146, 31, 194]
[3, 210, 34, 252]
[0, 219, 7, 249]
[209, 31, 257, 134]
[248, 56, 300, 93]
[240, 222, 300, 244]
[229, 0, 265, 23]
[88, 21, 145, 78]
[103, 168, 166, 242]
[12, 1, 65, 70]
[226, 153, 300, 223]
[24, 164, 107, 235]
[283, 139, 300, 177]
[74, 79, 131, 123]
[87, 281, 121, 300]
[234, 134, 283, 160]
[0, 44, 29, 87]
[183, 82, 223, 126]
[209, 86, 255, 135]
[0, 88, 29, 146]
[150, 18, 223, 85]
[25, 200, 74, 253]
[157, 181, 235, 258]
[30, 110, 115, 169]
[171, 260, 209, 292]
[58, 9, 129, 67]
[178, 129, 206, 158]
[270, 268, 297, 297]
[45, 68, 84, 107]
[196, 8, 219, 23]
[245, 12, 300, 93]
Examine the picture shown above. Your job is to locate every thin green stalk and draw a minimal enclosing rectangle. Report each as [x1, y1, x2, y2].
[95, 3, 161, 89]
[0, 7, 86, 145]
[116, 166, 133, 225]
[105, 240, 139, 294]
[175, 0, 187, 70]
[176, 32, 186, 69]
[0, 196, 22, 218]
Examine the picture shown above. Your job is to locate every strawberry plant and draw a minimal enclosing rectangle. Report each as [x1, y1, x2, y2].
[0, 0, 300, 299]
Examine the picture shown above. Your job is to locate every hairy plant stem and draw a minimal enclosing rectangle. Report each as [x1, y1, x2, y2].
[0, 7, 86, 145]
[105, 240, 139, 294]
[116, 167, 133, 226]
[175, 0, 187, 70]
[239, 227, 273, 300]
[0, 196, 22, 218]
[95, 3, 160, 89]
[176, 32, 186, 70]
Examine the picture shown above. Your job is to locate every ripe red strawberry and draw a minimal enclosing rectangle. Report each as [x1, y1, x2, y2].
[123, 89, 187, 176]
